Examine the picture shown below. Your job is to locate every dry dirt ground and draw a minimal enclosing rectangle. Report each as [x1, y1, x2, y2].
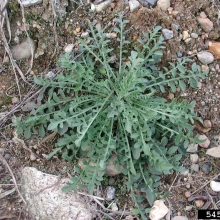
[0, 0, 220, 219]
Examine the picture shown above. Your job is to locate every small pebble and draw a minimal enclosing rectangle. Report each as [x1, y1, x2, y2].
[76, 26, 81, 33]
[109, 178, 115, 185]
[81, 32, 89, 38]
[197, 51, 214, 65]
[106, 32, 117, 38]
[106, 186, 116, 201]
[198, 134, 210, 148]
[201, 65, 209, 72]
[162, 29, 174, 40]
[177, 51, 183, 58]
[168, 93, 174, 100]
[202, 164, 210, 174]
[203, 120, 212, 128]
[185, 191, 191, 198]
[129, 0, 140, 12]
[191, 164, 199, 172]
[11, 97, 19, 104]
[182, 31, 190, 40]
[172, 24, 179, 30]
[186, 184, 191, 189]
[30, 153, 36, 161]
[111, 202, 118, 211]
[185, 206, 193, 212]
[185, 38, 192, 43]
[210, 181, 220, 192]
[187, 144, 198, 153]
[4, 153, 11, 160]
[195, 199, 204, 208]
[64, 44, 74, 53]
[190, 154, 199, 164]
[92, 0, 111, 12]
[191, 33, 198, 39]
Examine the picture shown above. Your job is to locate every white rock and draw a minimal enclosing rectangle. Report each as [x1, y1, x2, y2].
[64, 44, 74, 53]
[81, 32, 89, 38]
[21, 0, 42, 7]
[157, 0, 170, 11]
[187, 144, 198, 153]
[190, 154, 199, 164]
[149, 200, 169, 220]
[106, 32, 117, 38]
[21, 167, 92, 220]
[129, 0, 140, 12]
[11, 38, 35, 60]
[93, 0, 112, 12]
[210, 181, 220, 192]
[197, 51, 214, 65]
[111, 203, 118, 211]
[172, 216, 188, 220]
[191, 33, 199, 39]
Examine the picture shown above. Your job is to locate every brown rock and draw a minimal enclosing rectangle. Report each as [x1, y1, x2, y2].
[197, 12, 213, 32]
[208, 40, 220, 59]
[194, 120, 211, 133]
[198, 134, 210, 148]
[168, 93, 174, 100]
[195, 199, 204, 208]
[185, 191, 191, 198]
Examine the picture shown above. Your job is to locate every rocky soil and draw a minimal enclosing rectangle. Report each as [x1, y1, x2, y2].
[0, 0, 220, 219]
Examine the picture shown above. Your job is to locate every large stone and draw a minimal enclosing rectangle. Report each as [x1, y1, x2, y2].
[21, 167, 92, 220]
[11, 38, 35, 60]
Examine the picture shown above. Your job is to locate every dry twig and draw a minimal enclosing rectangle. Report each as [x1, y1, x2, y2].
[0, 155, 26, 204]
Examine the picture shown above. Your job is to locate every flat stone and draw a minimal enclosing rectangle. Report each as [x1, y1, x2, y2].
[191, 33, 199, 39]
[21, 0, 42, 7]
[129, 0, 140, 12]
[140, 0, 158, 8]
[187, 144, 198, 153]
[162, 29, 173, 39]
[11, 38, 35, 60]
[197, 51, 214, 65]
[191, 164, 199, 172]
[157, 0, 170, 11]
[21, 167, 92, 220]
